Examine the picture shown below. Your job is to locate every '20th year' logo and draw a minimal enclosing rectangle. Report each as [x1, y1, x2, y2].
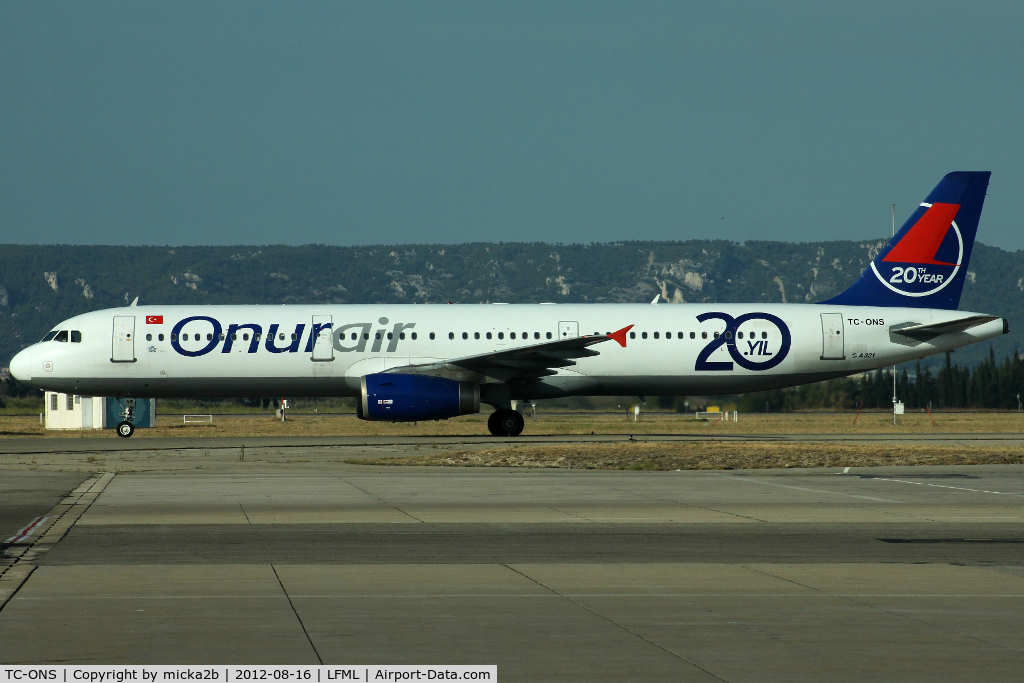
[694, 312, 791, 371]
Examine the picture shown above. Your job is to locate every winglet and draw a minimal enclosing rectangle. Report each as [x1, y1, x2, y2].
[608, 325, 634, 348]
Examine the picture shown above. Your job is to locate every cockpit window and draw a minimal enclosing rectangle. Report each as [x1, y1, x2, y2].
[70, 331, 82, 343]
[42, 331, 58, 342]
[54, 331, 69, 342]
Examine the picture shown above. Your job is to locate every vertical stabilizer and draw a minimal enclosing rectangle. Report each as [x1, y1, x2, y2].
[822, 172, 990, 309]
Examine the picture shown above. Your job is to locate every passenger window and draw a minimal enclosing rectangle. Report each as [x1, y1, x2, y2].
[665, 332, 670, 339]
[243, 334, 250, 341]
[387, 332, 393, 340]
[159, 334, 165, 341]
[448, 332, 453, 340]
[510, 332, 516, 339]
[411, 332, 417, 340]
[762, 331, 767, 339]
[534, 332, 540, 339]
[725, 331, 732, 339]
[292, 333, 299, 341]
[71, 331, 82, 342]
[172, 334, 179, 341]
[474, 332, 480, 339]
[678, 332, 684, 339]
[702, 332, 707, 339]
[146, 334, 153, 342]
[398, 333, 405, 340]
[523, 332, 528, 339]
[653, 332, 659, 339]
[546, 332, 552, 339]
[42, 331, 58, 342]
[375, 333, 381, 340]
[629, 332, 636, 339]
[737, 332, 743, 339]
[363, 333, 370, 340]
[462, 332, 468, 340]
[55, 331, 68, 342]
[486, 332, 492, 340]
[254, 333, 261, 341]
[714, 332, 719, 339]
[208, 333, 214, 341]
[498, 332, 504, 340]
[641, 332, 648, 339]
[279, 333, 285, 340]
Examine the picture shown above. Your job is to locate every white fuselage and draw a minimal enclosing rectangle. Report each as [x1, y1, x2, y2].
[10, 303, 1004, 402]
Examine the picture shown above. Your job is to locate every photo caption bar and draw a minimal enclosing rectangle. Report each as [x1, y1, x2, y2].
[1, 667, 495, 683]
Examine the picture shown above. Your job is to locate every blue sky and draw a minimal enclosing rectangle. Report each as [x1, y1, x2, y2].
[1, 2, 1022, 248]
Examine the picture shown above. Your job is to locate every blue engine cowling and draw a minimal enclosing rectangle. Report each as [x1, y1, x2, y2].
[359, 373, 480, 421]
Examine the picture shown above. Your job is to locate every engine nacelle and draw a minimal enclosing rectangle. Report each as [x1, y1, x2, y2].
[358, 373, 480, 422]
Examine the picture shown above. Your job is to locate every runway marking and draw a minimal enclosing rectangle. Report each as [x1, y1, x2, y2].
[4, 517, 51, 544]
[724, 475, 902, 503]
[863, 477, 1024, 497]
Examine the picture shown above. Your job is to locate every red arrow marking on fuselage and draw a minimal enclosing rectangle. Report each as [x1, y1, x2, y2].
[608, 325, 634, 347]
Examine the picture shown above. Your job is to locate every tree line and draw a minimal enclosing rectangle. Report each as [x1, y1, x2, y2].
[731, 347, 1024, 412]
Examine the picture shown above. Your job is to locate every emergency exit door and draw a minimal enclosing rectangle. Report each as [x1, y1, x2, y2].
[558, 321, 579, 339]
[111, 316, 136, 362]
[820, 313, 845, 360]
[311, 315, 334, 361]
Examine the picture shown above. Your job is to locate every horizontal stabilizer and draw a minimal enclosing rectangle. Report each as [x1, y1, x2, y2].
[891, 315, 1003, 341]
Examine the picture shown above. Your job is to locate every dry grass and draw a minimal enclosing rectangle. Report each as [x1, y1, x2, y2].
[2, 409, 1024, 440]
[348, 441, 1024, 471]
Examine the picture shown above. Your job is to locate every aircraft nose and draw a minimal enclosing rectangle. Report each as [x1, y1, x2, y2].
[9, 347, 33, 381]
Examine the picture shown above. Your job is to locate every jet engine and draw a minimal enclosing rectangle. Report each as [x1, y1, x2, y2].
[358, 373, 480, 422]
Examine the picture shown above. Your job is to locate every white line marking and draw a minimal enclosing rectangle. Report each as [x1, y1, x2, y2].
[724, 476, 901, 503]
[869, 477, 1024, 496]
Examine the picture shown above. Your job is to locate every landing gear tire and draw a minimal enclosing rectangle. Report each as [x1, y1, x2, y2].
[488, 409, 524, 437]
[116, 421, 135, 438]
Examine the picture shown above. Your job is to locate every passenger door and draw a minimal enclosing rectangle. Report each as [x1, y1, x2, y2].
[111, 316, 136, 362]
[311, 315, 334, 361]
[820, 313, 845, 360]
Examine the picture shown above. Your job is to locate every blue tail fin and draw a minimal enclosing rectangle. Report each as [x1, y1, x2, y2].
[822, 171, 990, 309]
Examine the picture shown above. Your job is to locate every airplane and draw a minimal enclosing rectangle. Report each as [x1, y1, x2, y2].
[10, 172, 1005, 438]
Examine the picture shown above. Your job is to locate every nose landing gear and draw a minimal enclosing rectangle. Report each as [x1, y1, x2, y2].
[487, 409, 525, 437]
[116, 400, 136, 438]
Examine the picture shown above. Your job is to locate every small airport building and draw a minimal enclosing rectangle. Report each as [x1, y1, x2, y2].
[44, 393, 155, 430]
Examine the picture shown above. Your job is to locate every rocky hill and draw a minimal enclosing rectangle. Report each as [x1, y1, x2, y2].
[2, 240, 1021, 368]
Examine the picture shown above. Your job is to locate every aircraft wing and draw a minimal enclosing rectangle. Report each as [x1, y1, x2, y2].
[385, 325, 633, 382]
[892, 315, 1003, 341]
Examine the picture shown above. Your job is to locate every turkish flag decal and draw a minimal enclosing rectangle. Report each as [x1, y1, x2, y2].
[146, 315, 163, 324]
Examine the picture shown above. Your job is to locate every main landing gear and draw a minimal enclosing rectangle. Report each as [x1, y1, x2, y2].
[487, 409, 525, 437]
